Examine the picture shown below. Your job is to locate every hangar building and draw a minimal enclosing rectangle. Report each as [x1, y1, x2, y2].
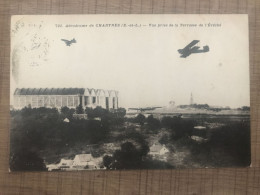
[13, 88, 119, 110]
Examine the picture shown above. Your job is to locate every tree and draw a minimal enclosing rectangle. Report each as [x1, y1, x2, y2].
[61, 106, 70, 115]
[104, 131, 150, 170]
[161, 116, 173, 127]
[85, 107, 94, 118]
[241, 106, 250, 111]
[113, 142, 142, 169]
[60, 106, 75, 119]
[135, 114, 146, 125]
[116, 130, 149, 156]
[93, 106, 109, 117]
[114, 108, 126, 118]
[161, 116, 194, 140]
[10, 151, 47, 171]
[159, 134, 169, 145]
[103, 155, 113, 169]
[76, 105, 84, 114]
[146, 115, 160, 130]
[170, 118, 194, 140]
[85, 106, 108, 118]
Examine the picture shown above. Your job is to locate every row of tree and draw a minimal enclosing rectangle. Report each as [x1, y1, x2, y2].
[128, 114, 195, 140]
[74, 105, 126, 117]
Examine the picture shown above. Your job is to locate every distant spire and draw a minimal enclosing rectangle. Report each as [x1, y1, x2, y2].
[190, 93, 194, 105]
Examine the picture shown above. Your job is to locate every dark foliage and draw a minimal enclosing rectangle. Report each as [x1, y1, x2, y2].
[85, 106, 108, 118]
[179, 104, 210, 109]
[161, 116, 194, 140]
[113, 142, 143, 169]
[60, 106, 75, 120]
[102, 128, 169, 170]
[10, 151, 47, 171]
[159, 134, 169, 145]
[146, 115, 161, 130]
[76, 105, 84, 114]
[209, 121, 250, 166]
[189, 121, 251, 167]
[85, 106, 126, 128]
[10, 107, 115, 166]
[178, 104, 234, 112]
[116, 130, 150, 156]
[103, 140, 174, 170]
[104, 141, 149, 170]
[103, 155, 113, 169]
[142, 158, 174, 169]
[134, 114, 146, 125]
[237, 106, 250, 111]
[110, 108, 126, 118]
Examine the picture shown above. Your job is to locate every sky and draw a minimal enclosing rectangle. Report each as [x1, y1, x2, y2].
[11, 15, 250, 108]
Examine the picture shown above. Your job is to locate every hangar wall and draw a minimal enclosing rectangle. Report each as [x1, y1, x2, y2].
[13, 88, 119, 110]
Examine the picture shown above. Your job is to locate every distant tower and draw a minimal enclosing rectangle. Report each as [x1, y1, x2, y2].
[190, 93, 194, 105]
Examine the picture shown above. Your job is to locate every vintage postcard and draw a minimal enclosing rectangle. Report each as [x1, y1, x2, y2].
[10, 15, 250, 171]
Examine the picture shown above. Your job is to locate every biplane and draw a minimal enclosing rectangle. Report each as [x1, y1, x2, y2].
[178, 40, 209, 58]
[61, 38, 77, 46]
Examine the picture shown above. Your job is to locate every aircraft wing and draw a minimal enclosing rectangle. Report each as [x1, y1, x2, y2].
[61, 39, 69, 43]
[180, 53, 190, 58]
[128, 108, 140, 110]
[142, 107, 162, 111]
[192, 45, 209, 53]
[61, 39, 71, 46]
[182, 40, 199, 50]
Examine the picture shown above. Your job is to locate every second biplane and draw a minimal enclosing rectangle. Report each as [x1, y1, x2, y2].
[178, 40, 209, 58]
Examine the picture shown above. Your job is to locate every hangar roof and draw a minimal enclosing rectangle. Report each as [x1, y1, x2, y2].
[14, 88, 118, 96]
[15, 88, 86, 95]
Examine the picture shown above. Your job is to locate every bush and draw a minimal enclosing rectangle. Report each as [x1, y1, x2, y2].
[110, 108, 126, 118]
[76, 105, 84, 114]
[161, 116, 194, 140]
[189, 121, 251, 167]
[105, 142, 145, 170]
[159, 134, 169, 145]
[146, 115, 160, 130]
[134, 114, 146, 125]
[10, 151, 47, 171]
[103, 155, 113, 169]
[60, 106, 75, 119]
[115, 130, 149, 156]
[85, 106, 108, 118]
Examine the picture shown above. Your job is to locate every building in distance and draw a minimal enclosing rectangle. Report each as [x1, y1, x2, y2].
[13, 88, 119, 110]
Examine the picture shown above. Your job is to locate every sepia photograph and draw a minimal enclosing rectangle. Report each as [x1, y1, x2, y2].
[10, 15, 250, 171]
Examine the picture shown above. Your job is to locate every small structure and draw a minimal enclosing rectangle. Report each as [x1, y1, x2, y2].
[191, 135, 207, 143]
[63, 118, 70, 123]
[194, 126, 206, 130]
[46, 158, 73, 171]
[47, 154, 103, 171]
[193, 126, 207, 138]
[46, 164, 59, 171]
[72, 154, 101, 169]
[58, 159, 73, 169]
[149, 143, 169, 156]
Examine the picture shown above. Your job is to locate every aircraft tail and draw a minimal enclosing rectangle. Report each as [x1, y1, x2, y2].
[203, 45, 209, 52]
[178, 49, 183, 54]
